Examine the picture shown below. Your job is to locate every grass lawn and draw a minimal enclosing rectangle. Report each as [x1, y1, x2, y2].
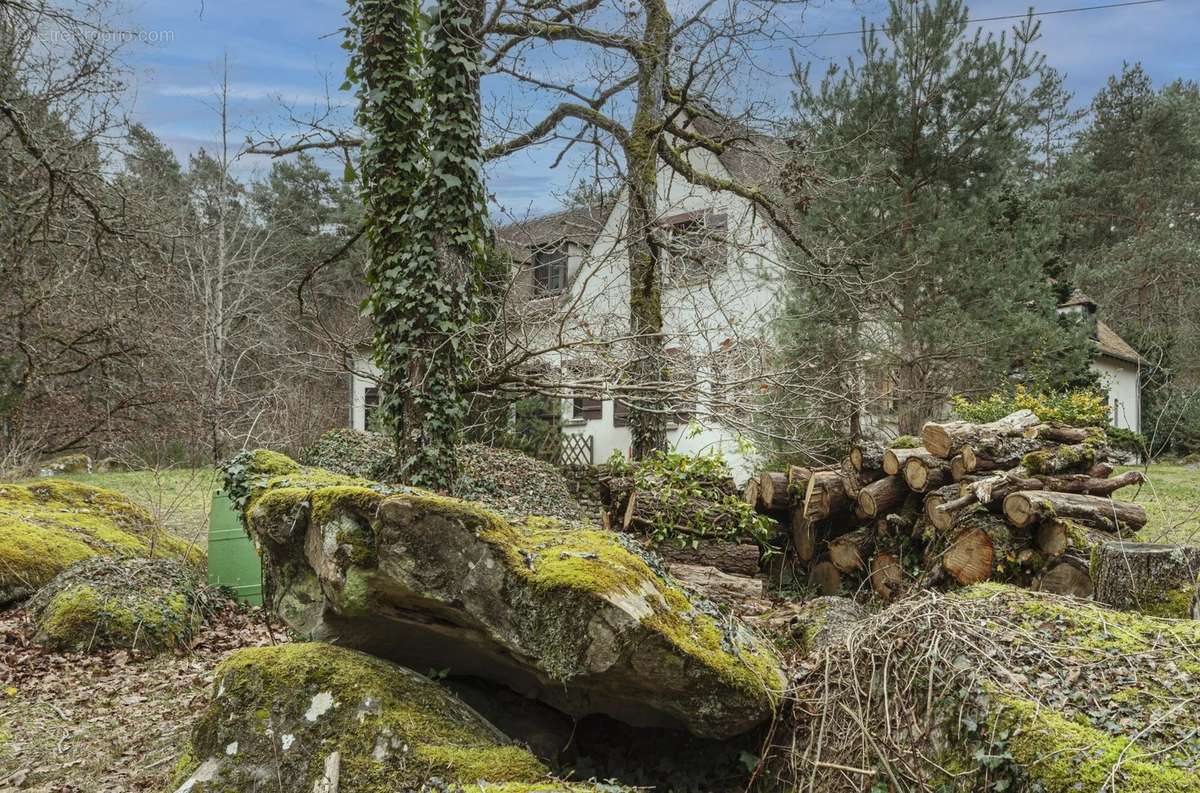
[1118, 463, 1200, 545]
[16, 466, 219, 554]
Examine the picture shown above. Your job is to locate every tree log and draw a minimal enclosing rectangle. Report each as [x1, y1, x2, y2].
[901, 450, 950, 493]
[1036, 553, 1093, 598]
[924, 484, 962, 533]
[742, 478, 759, 509]
[921, 410, 1041, 458]
[883, 446, 929, 476]
[869, 552, 905, 602]
[804, 470, 850, 521]
[1091, 541, 1200, 616]
[858, 475, 907, 518]
[791, 511, 817, 562]
[942, 507, 1014, 586]
[850, 443, 887, 478]
[759, 471, 790, 511]
[828, 527, 873, 574]
[960, 435, 1046, 474]
[1003, 490, 1147, 533]
[654, 541, 761, 577]
[668, 563, 769, 615]
[1034, 424, 1106, 444]
[809, 560, 842, 596]
[1034, 519, 1113, 558]
[624, 491, 747, 535]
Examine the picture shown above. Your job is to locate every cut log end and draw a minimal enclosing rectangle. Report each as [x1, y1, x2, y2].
[809, 561, 842, 596]
[869, 553, 904, 601]
[1038, 561, 1093, 598]
[943, 527, 995, 586]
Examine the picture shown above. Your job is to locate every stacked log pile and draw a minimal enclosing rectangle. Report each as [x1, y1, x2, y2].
[751, 410, 1149, 600]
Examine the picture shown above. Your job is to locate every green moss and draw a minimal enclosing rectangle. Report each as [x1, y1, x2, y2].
[247, 449, 302, 476]
[182, 643, 563, 791]
[1021, 444, 1094, 475]
[0, 480, 198, 603]
[995, 695, 1200, 793]
[963, 582, 1200, 655]
[1135, 584, 1196, 618]
[891, 435, 922, 449]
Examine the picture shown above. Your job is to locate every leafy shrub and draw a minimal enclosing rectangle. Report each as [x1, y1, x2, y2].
[607, 450, 775, 549]
[951, 385, 1110, 427]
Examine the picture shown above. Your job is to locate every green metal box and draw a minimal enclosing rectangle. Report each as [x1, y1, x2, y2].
[207, 490, 263, 606]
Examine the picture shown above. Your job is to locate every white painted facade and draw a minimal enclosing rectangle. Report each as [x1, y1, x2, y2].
[349, 130, 785, 483]
[1094, 357, 1141, 433]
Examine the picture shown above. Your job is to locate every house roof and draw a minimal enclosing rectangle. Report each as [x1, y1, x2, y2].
[687, 113, 787, 190]
[495, 204, 611, 261]
[1059, 288, 1098, 310]
[1095, 320, 1145, 366]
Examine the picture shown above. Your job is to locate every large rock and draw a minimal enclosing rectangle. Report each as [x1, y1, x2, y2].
[0, 479, 200, 605]
[28, 557, 215, 654]
[172, 642, 601, 792]
[228, 450, 785, 738]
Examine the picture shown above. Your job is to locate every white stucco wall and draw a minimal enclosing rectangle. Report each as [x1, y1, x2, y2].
[349, 354, 380, 432]
[346, 130, 785, 483]
[1093, 356, 1141, 433]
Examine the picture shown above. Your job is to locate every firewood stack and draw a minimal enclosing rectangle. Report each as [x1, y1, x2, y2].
[753, 410, 1149, 601]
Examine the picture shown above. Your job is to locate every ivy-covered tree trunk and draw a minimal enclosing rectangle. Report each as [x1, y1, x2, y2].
[625, 0, 671, 460]
[352, 0, 487, 491]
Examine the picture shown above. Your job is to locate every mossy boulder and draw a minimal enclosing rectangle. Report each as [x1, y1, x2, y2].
[172, 642, 603, 792]
[233, 450, 785, 738]
[27, 557, 216, 654]
[0, 480, 200, 605]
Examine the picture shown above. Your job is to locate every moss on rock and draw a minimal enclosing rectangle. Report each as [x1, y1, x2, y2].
[173, 642, 600, 792]
[235, 452, 785, 739]
[0, 480, 199, 605]
[28, 557, 216, 654]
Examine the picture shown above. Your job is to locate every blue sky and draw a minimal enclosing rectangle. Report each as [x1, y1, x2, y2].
[117, 0, 1199, 215]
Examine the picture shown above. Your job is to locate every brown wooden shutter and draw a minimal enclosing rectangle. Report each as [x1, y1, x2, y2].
[613, 399, 632, 427]
[573, 398, 602, 420]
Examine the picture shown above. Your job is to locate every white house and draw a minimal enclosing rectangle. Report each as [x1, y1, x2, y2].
[348, 121, 1147, 478]
[350, 113, 787, 482]
[1056, 290, 1145, 433]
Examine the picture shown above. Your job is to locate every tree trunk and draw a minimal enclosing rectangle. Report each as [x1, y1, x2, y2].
[858, 475, 907, 518]
[1003, 490, 1147, 533]
[742, 477, 759, 509]
[921, 410, 1040, 458]
[959, 435, 1045, 475]
[1091, 541, 1200, 616]
[624, 0, 671, 459]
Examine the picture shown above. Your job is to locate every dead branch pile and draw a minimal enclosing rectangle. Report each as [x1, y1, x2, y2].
[752, 411, 1148, 600]
[777, 585, 1200, 793]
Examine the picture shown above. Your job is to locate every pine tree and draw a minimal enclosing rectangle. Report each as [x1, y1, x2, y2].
[779, 0, 1093, 439]
[1055, 63, 1200, 452]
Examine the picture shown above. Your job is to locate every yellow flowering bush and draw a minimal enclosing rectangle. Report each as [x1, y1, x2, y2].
[951, 385, 1110, 427]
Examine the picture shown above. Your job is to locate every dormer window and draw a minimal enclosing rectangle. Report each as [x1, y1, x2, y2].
[662, 210, 728, 285]
[533, 243, 568, 295]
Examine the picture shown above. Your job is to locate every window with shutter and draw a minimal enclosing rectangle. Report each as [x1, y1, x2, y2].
[533, 244, 569, 294]
[364, 387, 380, 430]
[662, 211, 728, 285]
[573, 397, 602, 421]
